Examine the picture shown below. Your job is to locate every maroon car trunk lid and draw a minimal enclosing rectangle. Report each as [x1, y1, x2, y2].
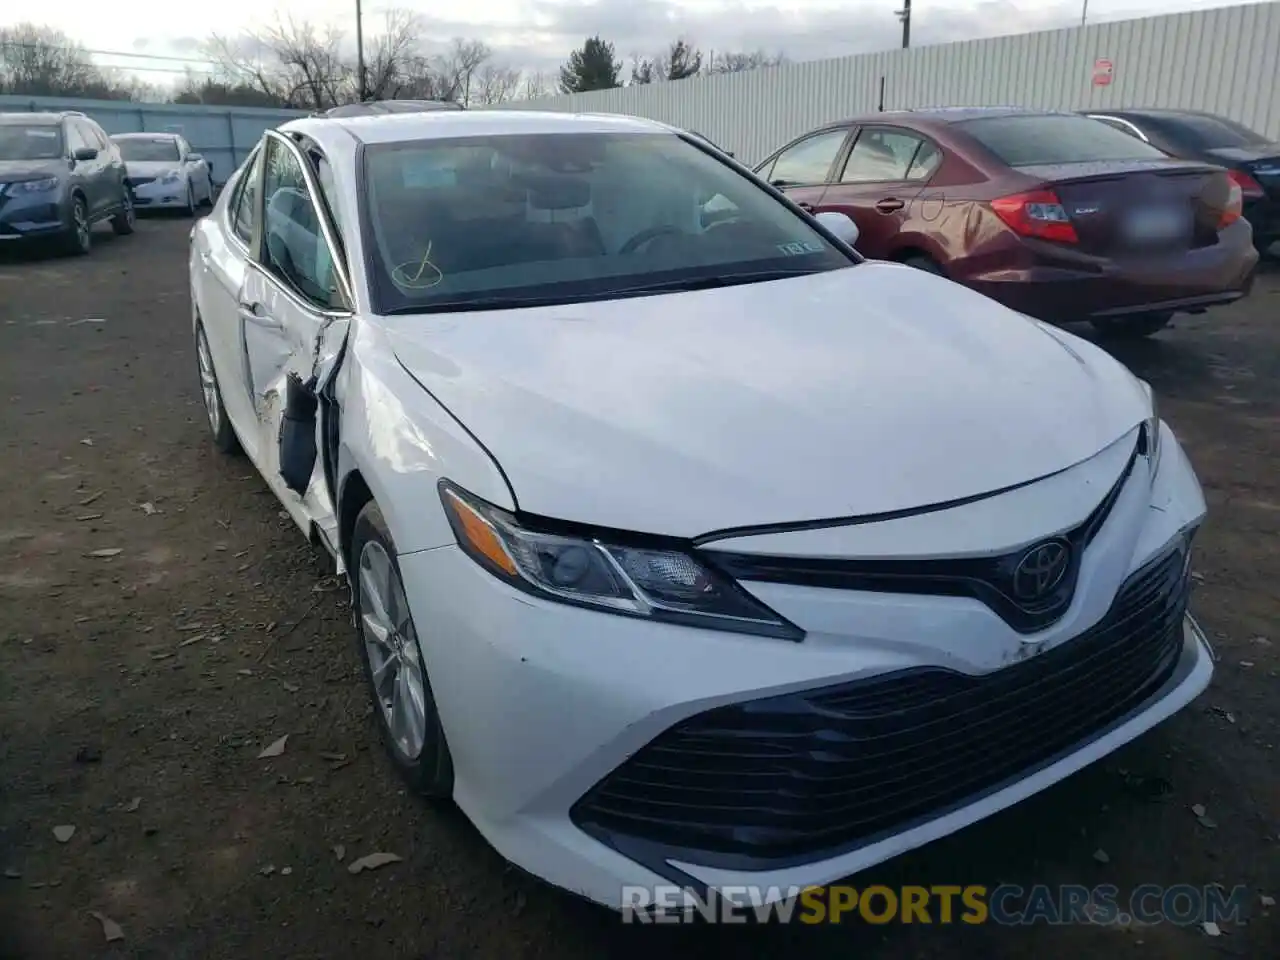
[1019, 160, 1228, 256]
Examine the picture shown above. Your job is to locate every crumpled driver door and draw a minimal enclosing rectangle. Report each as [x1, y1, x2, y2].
[236, 130, 354, 555]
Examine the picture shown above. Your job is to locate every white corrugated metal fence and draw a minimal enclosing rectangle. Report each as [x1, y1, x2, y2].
[497, 2, 1280, 166]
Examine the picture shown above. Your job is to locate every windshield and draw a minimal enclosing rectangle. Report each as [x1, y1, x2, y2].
[360, 131, 854, 314]
[0, 124, 63, 161]
[116, 138, 180, 162]
[960, 114, 1169, 166]
[1153, 113, 1270, 150]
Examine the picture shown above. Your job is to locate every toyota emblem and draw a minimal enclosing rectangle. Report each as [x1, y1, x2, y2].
[1012, 540, 1071, 602]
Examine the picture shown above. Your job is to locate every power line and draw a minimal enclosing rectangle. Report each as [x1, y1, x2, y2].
[0, 39, 218, 66]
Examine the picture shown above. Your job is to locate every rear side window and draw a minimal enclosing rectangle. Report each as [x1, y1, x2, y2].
[840, 129, 917, 182]
[1154, 114, 1269, 150]
[960, 114, 1168, 166]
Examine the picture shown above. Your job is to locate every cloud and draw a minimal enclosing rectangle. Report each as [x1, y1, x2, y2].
[404, 0, 1094, 72]
[127, 0, 1218, 79]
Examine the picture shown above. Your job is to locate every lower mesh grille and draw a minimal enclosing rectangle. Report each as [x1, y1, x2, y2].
[572, 547, 1190, 866]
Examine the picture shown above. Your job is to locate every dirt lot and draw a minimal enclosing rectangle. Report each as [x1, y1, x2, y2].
[0, 217, 1276, 959]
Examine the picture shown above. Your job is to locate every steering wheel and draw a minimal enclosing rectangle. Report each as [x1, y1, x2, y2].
[619, 224, 688, 255]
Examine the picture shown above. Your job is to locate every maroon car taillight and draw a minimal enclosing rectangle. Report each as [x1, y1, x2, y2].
[1226, 168, 1265, 199]
[991, 189, 1079, 244]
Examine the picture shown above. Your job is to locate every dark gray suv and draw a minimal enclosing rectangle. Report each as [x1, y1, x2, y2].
[0, 111, 136, 255]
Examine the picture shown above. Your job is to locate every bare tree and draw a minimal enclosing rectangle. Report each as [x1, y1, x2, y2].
[519, 70, 554, 101]
[436, 38, 491, 106]
[265, 18, 351, 108]
[708, 49, 787, 74]
[0, 22, 137, 99]
[629, 53, 655, 85]
[204, 14, 518, 109]
[362, 8, 422, 100]
[473, 63, 521, 105]
[657, 39, 702, 80]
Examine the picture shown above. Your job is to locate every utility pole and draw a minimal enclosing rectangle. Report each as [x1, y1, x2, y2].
[355, 0, 367, 102]
[897, 0, 912, 49]
[1081, 0, 1089, 27]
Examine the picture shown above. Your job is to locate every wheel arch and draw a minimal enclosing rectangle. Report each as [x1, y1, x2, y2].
[890, 244, 946, 271]
[336, 467, 374, 573]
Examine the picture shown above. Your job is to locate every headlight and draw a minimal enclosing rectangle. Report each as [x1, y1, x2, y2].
[161, 171, 182, 184]
[1137, 379, 1161, 471]
[439, 481, 803, 640]
[15, 177, 58, 193]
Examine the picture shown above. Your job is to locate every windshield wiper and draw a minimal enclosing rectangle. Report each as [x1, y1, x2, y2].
[380, 267, 841, 315]
[606, 267, 834, 297]
[381, 295, 578, 315]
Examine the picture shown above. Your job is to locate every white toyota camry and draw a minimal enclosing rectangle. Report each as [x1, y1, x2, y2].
[188, 109, 1213, 909]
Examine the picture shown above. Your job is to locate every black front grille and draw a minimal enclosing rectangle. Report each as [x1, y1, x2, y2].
[705, 441, 1140, 634]
[572, 546, 1190, 869]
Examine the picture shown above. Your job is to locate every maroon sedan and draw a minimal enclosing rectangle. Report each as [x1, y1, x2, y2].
[755, 108, 1259, 337]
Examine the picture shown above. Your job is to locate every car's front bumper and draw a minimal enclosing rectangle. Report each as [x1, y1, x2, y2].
[398, 424, 1210, 908]
[130, 178, 188, 209]
[0, 189, 69, 240]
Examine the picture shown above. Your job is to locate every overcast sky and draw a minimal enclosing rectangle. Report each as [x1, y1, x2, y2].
[4, 0, 1250, 81]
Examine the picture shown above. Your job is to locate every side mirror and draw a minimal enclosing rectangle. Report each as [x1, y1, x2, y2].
[73, 146, 98, 162]
[187, 153, 204, 163]
[815, 210, 860, 248]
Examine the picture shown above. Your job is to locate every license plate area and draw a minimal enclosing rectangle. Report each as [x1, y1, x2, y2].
[1121, 204, 1192, 246]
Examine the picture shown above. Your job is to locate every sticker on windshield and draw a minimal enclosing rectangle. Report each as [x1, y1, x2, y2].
[26, 130, 58, 139]
[776, 240, 825, 256]
[401, 159, 456, 189]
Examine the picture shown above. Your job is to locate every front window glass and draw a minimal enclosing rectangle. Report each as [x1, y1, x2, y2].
[116, 138, 181, 162]
[362, 131, 854, 314]
[960, 114, 1169, 166]
[262, 140, 341, 309]
[0, 124, 62, 160]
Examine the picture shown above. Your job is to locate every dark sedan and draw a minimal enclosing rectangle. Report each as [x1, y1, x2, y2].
[1082, 108, 1280, 255]
[756, 108, 1259, 337]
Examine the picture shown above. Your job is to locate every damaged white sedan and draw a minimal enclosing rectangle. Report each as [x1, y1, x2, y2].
[188, 110, 1213, 910]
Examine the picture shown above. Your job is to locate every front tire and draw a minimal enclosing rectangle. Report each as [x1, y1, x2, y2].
[1090, 312, 1173, 339]
[111, 186, 135, 236]
[63, 195, 91, 255]
[351, 500, 454, 798]
[185, 181, 197, 218]
[195, 321, 241, 454]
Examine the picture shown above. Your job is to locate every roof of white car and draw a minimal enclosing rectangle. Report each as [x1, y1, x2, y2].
[280, 109, 673, 146]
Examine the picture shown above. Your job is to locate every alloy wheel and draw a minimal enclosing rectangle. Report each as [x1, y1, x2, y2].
[358, 540, 427, 760]
[74, 202, 90, 250]
[196, 327, 221, 436]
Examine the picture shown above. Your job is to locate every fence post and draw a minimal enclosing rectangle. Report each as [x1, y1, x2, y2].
[224, 111, 237, 187]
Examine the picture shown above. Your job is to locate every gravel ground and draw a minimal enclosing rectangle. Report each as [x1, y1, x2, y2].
[0, 217, 1276, 959]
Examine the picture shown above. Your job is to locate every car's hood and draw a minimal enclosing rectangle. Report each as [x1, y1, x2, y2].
[385, 263, 1150, 539]
[0, 159, 63, 182]
[123, 161, 180, 177]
